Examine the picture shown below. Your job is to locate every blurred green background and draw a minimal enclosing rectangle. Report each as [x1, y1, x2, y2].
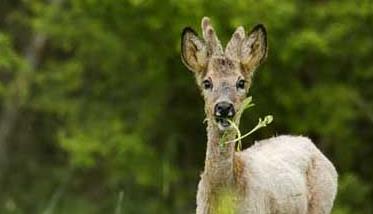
[0, 0, 372, 213]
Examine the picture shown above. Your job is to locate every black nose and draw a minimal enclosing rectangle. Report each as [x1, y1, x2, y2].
[214, 102, 235, 118]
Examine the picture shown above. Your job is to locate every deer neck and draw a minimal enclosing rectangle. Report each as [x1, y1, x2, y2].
[203, 120, 238, 186]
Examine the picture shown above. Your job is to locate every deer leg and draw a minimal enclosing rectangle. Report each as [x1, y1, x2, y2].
[306, 156, 338, 214]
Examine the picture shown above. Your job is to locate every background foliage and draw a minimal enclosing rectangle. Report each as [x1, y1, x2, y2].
[0, 0, 372, 213]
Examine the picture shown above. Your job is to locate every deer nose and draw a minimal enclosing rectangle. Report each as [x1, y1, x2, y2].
[214, 102, 235, 118]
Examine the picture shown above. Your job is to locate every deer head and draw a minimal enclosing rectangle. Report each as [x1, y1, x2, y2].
[181, 17, 268, 131]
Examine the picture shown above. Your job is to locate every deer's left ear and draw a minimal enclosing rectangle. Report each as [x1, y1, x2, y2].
[240, 24, 268, 75]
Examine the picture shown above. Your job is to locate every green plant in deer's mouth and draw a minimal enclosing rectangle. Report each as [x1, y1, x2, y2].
[219, 96, 273, 151]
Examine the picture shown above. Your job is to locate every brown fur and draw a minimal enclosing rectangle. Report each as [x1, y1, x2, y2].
[233, 154, 247, 195]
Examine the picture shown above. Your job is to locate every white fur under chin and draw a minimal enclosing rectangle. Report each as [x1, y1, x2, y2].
[217, 123, 230, 131]
[215, 120, 232, 131]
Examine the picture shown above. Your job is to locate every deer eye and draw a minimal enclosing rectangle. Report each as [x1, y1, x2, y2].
[236, 79, 246, 90]
[202, 79, 213, 90]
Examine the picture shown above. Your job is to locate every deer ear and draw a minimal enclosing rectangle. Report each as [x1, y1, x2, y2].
[181, 27, 208, 74]
[240, 24, 267, 75]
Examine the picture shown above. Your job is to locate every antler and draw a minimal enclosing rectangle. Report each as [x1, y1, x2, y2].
[201, 17, 223, 56]
[225, 26, 245, 60]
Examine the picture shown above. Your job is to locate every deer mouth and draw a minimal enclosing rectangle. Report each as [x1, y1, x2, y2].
[215, 117, 232, 130]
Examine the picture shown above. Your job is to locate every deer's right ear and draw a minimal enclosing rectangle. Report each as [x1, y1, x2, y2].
[181, 27, 208, 74]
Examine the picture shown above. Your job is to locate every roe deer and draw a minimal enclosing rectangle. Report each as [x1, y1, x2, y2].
[181, 17, 337, 214]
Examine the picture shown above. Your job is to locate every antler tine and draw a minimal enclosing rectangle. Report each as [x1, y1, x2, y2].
[225, 26, 245, 60]
[201, 17, 211, 39]
[201, 17, 223, 55]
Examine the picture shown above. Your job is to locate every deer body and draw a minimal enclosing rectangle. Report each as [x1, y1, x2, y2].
[181, 17, 337, 214]
[197, 124, 337, 214]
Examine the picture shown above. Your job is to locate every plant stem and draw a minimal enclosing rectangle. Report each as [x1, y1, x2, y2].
[228, 120, 242, 151]
[224, 115, 273, 146]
